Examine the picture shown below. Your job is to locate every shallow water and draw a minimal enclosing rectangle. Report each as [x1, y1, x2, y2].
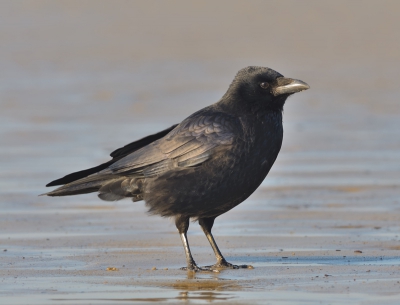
[1, 1, 400, 304]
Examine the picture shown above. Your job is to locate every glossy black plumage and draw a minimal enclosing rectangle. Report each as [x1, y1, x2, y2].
[46, 124, 178, 187]
[45, 66, 309, 271]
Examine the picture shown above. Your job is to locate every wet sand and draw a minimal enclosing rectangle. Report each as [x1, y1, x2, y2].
[1, 1, 400, 304]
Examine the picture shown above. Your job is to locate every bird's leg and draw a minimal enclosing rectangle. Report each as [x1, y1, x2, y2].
[199, 217, 252, 270]
[175, 215, 210, 272]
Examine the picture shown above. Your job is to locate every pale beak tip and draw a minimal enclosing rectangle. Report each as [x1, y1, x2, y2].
[272, 78, 310, 96]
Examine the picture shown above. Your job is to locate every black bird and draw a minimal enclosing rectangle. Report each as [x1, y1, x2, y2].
[44, 66, 309, 271]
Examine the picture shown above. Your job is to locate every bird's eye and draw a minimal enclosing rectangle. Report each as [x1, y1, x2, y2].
[260, 82, 269, 89]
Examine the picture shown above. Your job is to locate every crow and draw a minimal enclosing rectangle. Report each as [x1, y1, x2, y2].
[44, 66, 309, 272]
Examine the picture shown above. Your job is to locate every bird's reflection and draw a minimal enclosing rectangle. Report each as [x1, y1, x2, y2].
[176, 290, 234, 302]
[170, 270, 238, 302]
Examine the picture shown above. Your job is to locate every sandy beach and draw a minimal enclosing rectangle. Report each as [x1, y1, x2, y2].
[1, 1, 400, 304]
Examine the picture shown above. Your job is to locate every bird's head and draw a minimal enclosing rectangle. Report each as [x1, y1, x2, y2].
[221, 66, 309, 113]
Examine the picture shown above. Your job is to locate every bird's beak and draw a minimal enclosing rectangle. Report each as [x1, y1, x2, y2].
[271, 77, 310, 96]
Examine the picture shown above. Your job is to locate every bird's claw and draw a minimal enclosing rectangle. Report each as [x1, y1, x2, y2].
[180, 265, 220, 273]
[203, 261, 254, 270]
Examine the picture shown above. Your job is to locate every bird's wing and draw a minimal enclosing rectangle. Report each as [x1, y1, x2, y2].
[46, 124, 178, 187]
[107, 113, 239, 176]
[109, 124, 179, 158]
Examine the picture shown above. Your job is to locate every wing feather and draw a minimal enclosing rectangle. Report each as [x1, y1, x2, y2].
[106, 112, 239, 176]
[175, 143, 217, 163]
[177, 152, 211, 167]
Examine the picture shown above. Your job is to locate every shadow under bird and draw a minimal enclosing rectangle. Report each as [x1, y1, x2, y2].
[44, 66, 309, 272]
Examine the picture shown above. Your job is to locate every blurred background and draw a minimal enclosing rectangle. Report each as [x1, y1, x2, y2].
[1, 1, 400, 302]
[1, 0, 399, 195]
[1, 0, 400, 196]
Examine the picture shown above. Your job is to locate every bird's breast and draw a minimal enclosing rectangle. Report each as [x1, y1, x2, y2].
[233, 112, 283, 184]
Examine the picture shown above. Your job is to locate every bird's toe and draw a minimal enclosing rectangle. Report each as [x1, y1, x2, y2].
[180, 265, 219, 273]
[204, 261, 254, 270]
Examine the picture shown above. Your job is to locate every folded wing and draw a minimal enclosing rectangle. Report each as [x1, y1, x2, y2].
[104, 113, 239, 177]
[46, 124, 178, 187]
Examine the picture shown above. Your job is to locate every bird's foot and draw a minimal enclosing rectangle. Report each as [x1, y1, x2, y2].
[180, 263, 219, 273]
[204, 259, 254, 270]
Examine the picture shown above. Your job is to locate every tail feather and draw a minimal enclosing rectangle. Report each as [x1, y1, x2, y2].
[43, 174, 117, 197]
[43, 174, 142, 203]
[46, 124, 178, 187]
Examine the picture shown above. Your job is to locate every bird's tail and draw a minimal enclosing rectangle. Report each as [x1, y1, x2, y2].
[41, 174, 143, 202]
[41, 174, 116, 197]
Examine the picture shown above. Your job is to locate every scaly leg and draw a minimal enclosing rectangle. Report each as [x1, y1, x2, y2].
[175, 215, 211, 272]
[199, 217, 252, 270]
